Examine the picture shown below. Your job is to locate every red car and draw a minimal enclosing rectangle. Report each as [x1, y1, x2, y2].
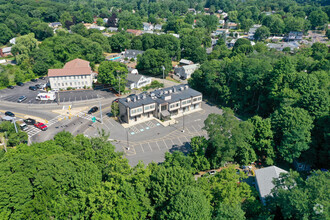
[34, 122, 48, 131]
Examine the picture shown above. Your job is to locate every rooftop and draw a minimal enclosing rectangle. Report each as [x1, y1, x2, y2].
[119, 84, 202, 109]
[48, 58, 92, 77]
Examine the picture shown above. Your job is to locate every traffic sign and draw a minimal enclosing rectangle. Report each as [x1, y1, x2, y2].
[92, 117, 96, 122]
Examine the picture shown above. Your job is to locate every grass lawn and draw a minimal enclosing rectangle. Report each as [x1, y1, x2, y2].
[166, 76, 180, 83]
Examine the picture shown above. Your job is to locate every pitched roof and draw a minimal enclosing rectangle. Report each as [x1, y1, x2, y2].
[255, 166, 288, 204]
[48, 58, 92, 77]
[126, 74, 144, 83]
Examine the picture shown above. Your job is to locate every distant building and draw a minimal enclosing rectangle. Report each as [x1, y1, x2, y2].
[286, 31, 303, 41]
[107, 27, 118, 32]
[126, 74, 152, 89]
[215, 29, 229, 35]
[227, 39, 237, 47]
[49, 22, 62, 28]
[89, 24, 105, 31]
[248, 24, 262, 40]
[255, 166, 288, 205]
[118, 85, 202, 124]
[227, 22, 238, 30]
[123, 49, 144, 60]
[48, 58, 93, 90]
[126, 29, 143, 36]
[143, 22, 154, 31]
[9, 37, 16, 45]
[174, 64, 200, 80]
[219, 20, 225, 26]
[179, 59, 194, 66]
[154, 24, 162, 31]
[0, 47, 12, 57]
[267, 42, 300, 51]
[103, 18, 108, 23]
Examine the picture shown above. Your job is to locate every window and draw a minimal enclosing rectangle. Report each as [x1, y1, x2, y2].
[62, 83, 64, 86]
[198, 96, 202, 101]
[85, 81, 88, 85]
[70, 82, 72, 86]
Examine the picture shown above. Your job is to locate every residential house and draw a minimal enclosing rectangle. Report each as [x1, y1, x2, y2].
[126, 74, 152, 89]
[174, 64, 200, 80]
[227, 22, 238, 30]
[89, 24, 105, 31]
[248, 24, 262, 40]
[267, 42, 300, 51]
[255, 166, 288, 205]
[188, 8, 197, 14]
[103, 18, 108, 23]
[0, 47, 12, 57]
[107, 27, 118, 32]
[179, 59, 193, 66]
[206, 47, 213, 55]
[48, 58, 93, 90]
[227, 39, 237, 47]
[49, 22, 62, 28]
[123, 49, 144, 60]
[219, 20, 225, 26]
[286, 31, 303, 41]
[215, 28, 229, 35]
[221, 12, 228, 18]
[126, 29, 143, 36]
[170, 33, 180, 38]
[118, 85, 202, 124]
[143, 22, 154, 31]
[154, 24, 162, 31]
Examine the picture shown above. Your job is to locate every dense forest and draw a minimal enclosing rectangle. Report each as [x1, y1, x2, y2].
[0, 0, 329, 218]
[0, 131, 328, 219]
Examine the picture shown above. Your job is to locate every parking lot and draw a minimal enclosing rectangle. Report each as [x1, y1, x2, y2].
[0, 80, 115, 104]
[83, 102, 223, 166]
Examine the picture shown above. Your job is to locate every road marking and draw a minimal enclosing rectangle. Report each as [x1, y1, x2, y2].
[148, 142, 152, 151]
[140, 144, 144, 152]
[163, 140, 168, 149]
[184, 136, 190, 142]
[191, 125, 198, 133]
[156, 141, 161, 150]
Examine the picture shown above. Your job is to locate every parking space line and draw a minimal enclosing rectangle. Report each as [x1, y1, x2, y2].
[140, 144, 144, 152]
[191, 125, 198, 133]
[155, 141, 161, 150]
[148, 142, 152, 151]
[184, 136, 190, 142]
[163, 140, 169, 149]
[170, 139, 175, 146]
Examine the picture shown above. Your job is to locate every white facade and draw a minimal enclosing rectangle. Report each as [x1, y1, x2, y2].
[49, 75, 93, 90]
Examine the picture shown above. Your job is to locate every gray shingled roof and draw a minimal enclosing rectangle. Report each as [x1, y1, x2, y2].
[255, 166, 288, 204]
[126, 74, 143, 83]
[118, 84, 201, 109]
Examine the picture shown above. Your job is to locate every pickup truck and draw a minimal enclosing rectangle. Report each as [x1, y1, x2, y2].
[17, 120, 28, 131]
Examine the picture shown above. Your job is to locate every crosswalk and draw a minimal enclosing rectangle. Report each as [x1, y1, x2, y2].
[76, 111, 100, 122]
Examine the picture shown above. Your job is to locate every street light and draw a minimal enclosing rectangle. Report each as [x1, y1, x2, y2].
[126, 128, 130, 151]
[162, 65, 165, 86]
[116, 70, 121, 96]
[182, 111, 185, 133]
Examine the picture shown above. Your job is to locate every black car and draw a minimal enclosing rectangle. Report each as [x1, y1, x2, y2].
[29, 86, 37, 91]
[7, 85, 14, 89]
[35, 84, 42, 89]
[39, 76, 45, 80]
[31, 78, 38, 82]
[24, 118, 36, 125]
[5, 111, 15, 117]
[88, 106, 99, 114]
[17, 82, 24, 86]
[17, 96, 27, 103]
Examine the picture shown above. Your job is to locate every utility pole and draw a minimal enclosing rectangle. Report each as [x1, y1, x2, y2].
[162, 65, 165, 86]
[57, 91, 60, 105]
[118, 75, 121, 96]
[126, 128, 130, 150]
[97, 94, 103, 124]
[182, 111, 185, 133]
[12, 118, 18, 133]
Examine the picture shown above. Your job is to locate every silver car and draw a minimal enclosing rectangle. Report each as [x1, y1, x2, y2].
[17, 96, 27, 103]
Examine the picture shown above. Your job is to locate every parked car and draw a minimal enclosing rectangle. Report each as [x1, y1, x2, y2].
[24, 118, 36, 125]
[88, 106, 99, 114]
[17, 82, 24, 86]
[29, 86, 37, 91]
[34, 122, 48, 131]
[208, 170, 217, 175]
[35, 84, 42, 89]
[5, 111, 15, 117]
[7, 85, 14, 89]
[39, 76, 46, 80]
[112, 98, 120, 103]
[17, 96, 27, 103]
[31, 78, 38, 82]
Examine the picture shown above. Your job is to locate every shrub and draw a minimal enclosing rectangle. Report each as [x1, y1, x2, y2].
[67, 87, 72, 90]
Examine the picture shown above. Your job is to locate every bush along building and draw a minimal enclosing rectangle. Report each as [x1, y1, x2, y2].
[118, 85, 202, 124]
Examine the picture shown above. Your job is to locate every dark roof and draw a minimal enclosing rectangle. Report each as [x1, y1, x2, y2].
[124, 50, 144, 58]
[118, 84, 202, 109]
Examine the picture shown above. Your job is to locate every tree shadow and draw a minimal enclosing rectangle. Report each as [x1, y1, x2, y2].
[169, 142, 192, 155]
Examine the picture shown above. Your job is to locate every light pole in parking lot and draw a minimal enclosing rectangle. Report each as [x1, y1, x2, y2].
[126, 128, 130, 151]
[182, 111, 185, 133]
[162, 65, 165, 86]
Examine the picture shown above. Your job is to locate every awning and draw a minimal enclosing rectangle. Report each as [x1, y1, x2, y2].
[161, 110, 170, 117]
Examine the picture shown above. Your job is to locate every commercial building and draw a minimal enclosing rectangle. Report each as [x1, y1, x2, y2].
[118, 85, 202, 124]
[48, 58, 93, 90]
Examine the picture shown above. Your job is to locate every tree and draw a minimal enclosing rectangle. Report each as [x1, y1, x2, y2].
[111, 102, 119, 118]
[232, 38, 251, 53]
[89, 33, 111, 52]
[284, 16, 305, 32]
[118, 11, 142, 30]
[108, 33, 130, 52]
[241, 19, 254, 32]
[11, 33, 38, 65]
[71, 23, 88, 37]
[0, 24, 14, 45]
[97, 61, 128, 93]
[159, 186, 211, 220]
[31, 22, 54, 41]
[254, 26, 270, 41]
[248, 116, 275, 165]
[96, 18, 104, 26]
[308, 10, 329, 29]
[271, 106, 314, 163]
[311, 42, 328, 60]
[136, 49, 171, 76]
[59, 12, 72, 28]
[269, 170, 329, 219]
[214, 203, 246, 220]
